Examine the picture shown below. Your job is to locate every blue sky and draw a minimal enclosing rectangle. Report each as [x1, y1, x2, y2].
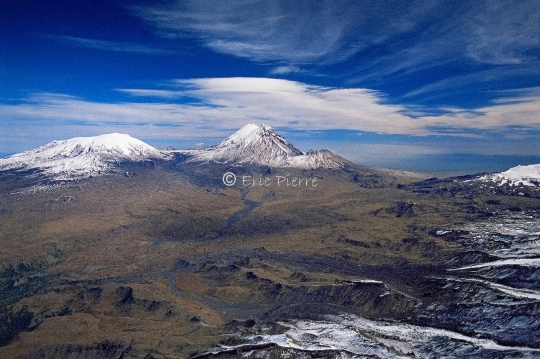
[2, 0, 540, 174]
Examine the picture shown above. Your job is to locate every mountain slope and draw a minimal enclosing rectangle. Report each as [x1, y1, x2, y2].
[186, 124, 349, 169]
[479, 164, 540, 187]
[288, 149, 351, 169]
[0, 133, 164, 181]
[0, 125, 357, 186]
[190, 124, 302, 166]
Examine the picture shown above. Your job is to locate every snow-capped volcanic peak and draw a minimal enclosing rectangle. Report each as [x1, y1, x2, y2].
[220, 123, 260, 145]
[217, 124, 303, 156]
[41, 133, 161, 159]
[0, 133, 164, 181]
[188, 124, 348, 169]
[193, 124, 304, 167]
[480, 164, 540, 187]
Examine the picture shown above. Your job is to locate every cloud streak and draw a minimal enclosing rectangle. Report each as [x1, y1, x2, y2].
[129, 0, 540, 104]
[57, 36, 173, 55]
[131, 0, 427, 64]
[3, 78, 540, 140]
[132, 1, 540, 68]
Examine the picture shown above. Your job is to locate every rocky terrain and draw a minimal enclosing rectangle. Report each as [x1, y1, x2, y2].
[1, 126, 539, 358]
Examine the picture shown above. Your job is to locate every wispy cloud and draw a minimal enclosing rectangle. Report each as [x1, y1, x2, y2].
[116, 89, 186, 99]
[56, 36, 173, 55]
[128, 0, 540, 106]
[130, 0, 423, 64]
[132, 1, 540, 69]
[464, 1, 540, 65]
[270, 65, 304, 75]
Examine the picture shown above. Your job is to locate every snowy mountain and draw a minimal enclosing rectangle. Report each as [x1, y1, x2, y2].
[0, 133, 164, 181]
[479, 164, 540, 187]
[186, 124, 348, 169]
[0, 125, 350, 185]
[189, 124, 302, 166]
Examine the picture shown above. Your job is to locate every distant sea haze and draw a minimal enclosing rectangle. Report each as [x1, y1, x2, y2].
[357, 153, 540, 177]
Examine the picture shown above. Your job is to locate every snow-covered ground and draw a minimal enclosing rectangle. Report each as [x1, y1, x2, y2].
[479, 164, 540, 187]
[202, 210, 540, 358]
[208, 314, 540, 358]
[428, 211, 540, 347]
[447, 211, 540, 261]
[0, 133, 166, 181]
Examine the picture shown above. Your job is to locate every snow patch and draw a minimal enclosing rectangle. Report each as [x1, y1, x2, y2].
[205, 314, 540, 358]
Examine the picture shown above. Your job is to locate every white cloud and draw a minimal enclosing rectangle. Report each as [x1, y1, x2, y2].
[270, 65, 304, 75]
[3, 78, 540, 151]
[123, 1, 540, 107]
[131, 0, 425, 65]
[131, 0, 540, 73]
[116, 89, 187, 99]
[465, 1, 540, 65]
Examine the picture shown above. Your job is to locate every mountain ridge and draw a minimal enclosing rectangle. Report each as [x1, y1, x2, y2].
[180, 124, 350, 169]
[0, 125, 352, 184]
[0, 133, 165, 181]
[2, 125, 539, 187]
[479, 164, 540, 187]
[185, 124, 304, 166]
